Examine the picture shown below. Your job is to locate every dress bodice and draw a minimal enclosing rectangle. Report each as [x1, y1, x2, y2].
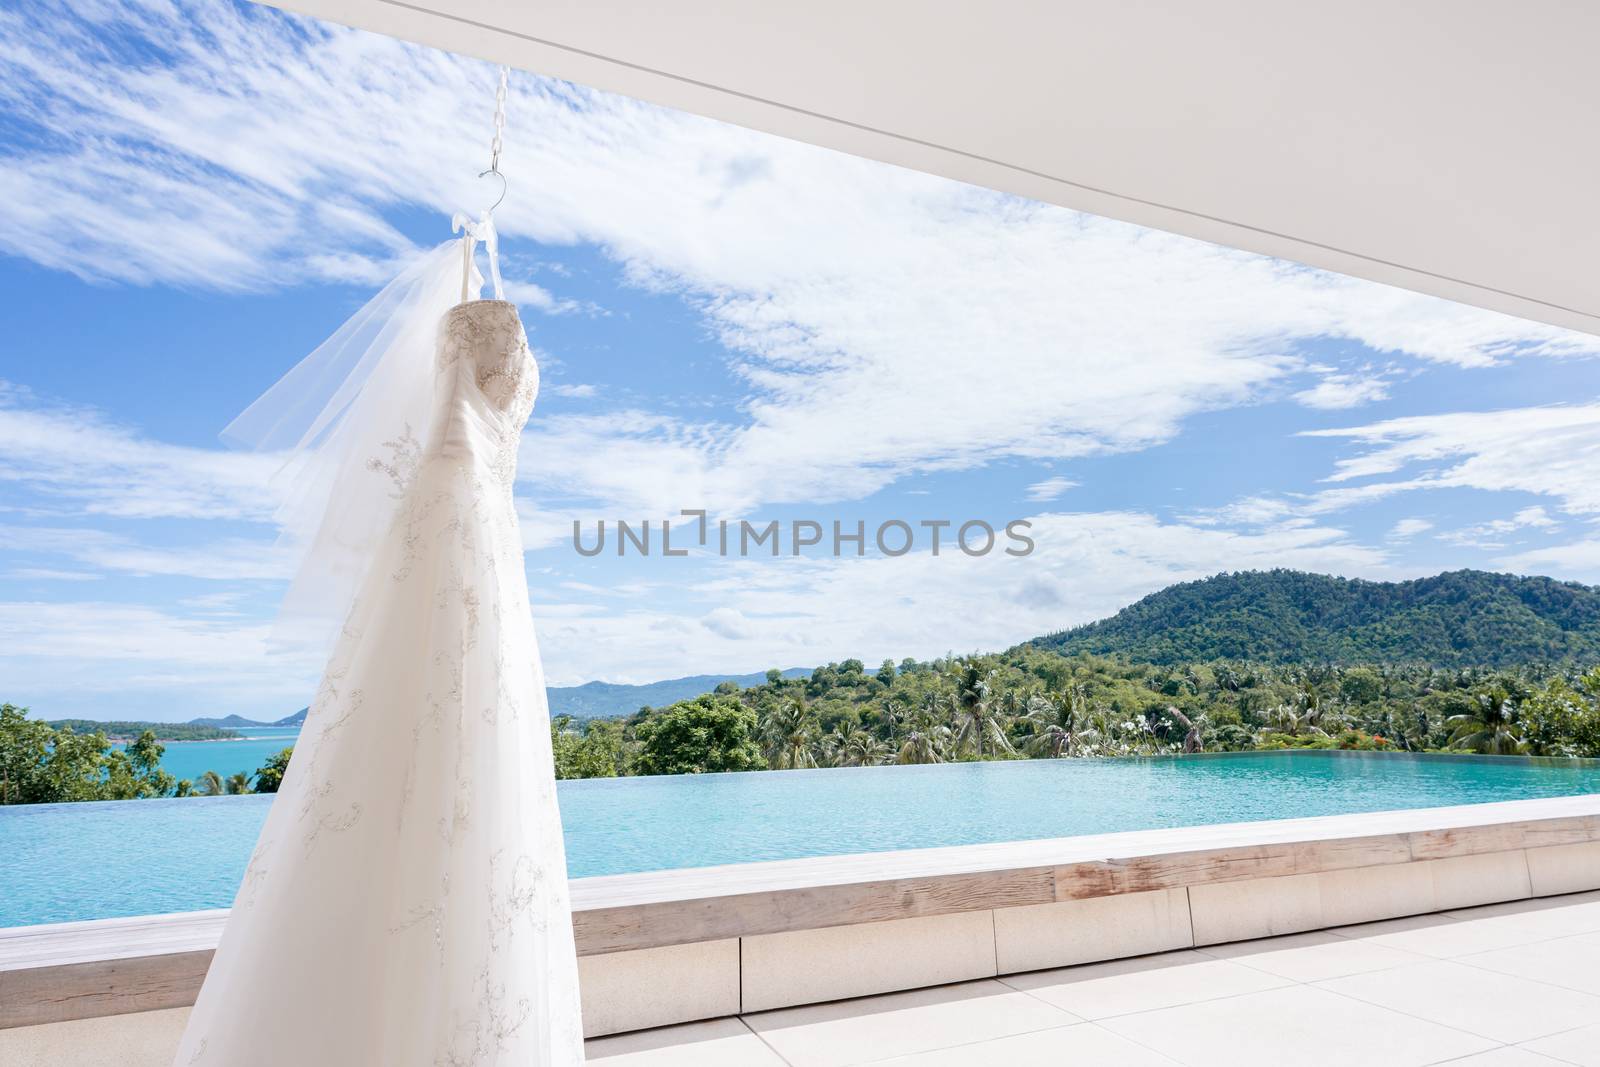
[435, 299, 538, 486]
[440, 300, 539, 428]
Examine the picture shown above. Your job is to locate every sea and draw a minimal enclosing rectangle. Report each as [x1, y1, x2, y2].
[117, 726, 303, 784]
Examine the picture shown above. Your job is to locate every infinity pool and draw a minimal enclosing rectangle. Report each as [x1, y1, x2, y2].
[3, 752, 1599, 927]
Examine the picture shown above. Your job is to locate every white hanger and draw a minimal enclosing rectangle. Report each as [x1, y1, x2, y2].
[451, 66, 510, 302]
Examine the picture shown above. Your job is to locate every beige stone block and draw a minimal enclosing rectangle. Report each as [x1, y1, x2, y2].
[578, 938, 740, 1038]
[1525, 841, 1600, 897]
[992, 888, 1192, 974]
[1317, 860, 1434, 927]
[1422, 850, 1531, 912]
[1189, 871, 1323, 946]
[740, 910, 996, 1013]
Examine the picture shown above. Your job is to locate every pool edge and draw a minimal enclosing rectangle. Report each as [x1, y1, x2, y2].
[5, 793, 1599, 1035]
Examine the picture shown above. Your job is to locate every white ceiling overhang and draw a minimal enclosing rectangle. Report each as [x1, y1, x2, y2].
[271, 1, 1600, 335]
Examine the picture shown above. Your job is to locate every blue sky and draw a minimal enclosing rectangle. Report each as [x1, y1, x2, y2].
[2, 1, 1598, 722]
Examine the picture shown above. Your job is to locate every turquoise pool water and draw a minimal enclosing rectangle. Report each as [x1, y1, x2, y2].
[3, 752, 1598, 927]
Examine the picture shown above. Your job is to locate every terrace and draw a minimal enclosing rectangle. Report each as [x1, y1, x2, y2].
[4, 791, 1599, 1064]
[4, 4, 1599, 1064]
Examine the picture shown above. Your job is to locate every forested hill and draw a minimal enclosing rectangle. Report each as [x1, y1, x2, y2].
[1029, 570, 1600, 667]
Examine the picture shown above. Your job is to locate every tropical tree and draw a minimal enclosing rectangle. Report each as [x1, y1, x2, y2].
[762, 701, 820, 770]
[0, 707, 168, 803]
[1163, 705, 1203, 754]
[632, 696, 765, 775]
[252, 748, 294, 793]
[949, 663, 1013, 759]
[196, 770, 226, 797]
[1024, 688, 1083, 758]
[876, 698, 905, 747]
[552, 718, 625, 779]
[0, 703, 62, 804]
[1448, 688, 1526, 754]
[1522, 670, 1600, 757]
[895, 724, 949, 764]
[835, 729, 889, 767]
[102, 731, 176, 799]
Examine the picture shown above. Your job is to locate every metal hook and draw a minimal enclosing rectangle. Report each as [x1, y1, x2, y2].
[478, 167, 507, 214]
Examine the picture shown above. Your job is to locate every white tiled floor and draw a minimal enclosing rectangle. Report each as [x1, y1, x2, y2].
[588, 891, 1600, 1067]
[6, 891, 1600, 1067]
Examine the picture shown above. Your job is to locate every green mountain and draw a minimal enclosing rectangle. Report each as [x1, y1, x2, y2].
[188, 714, 277, 729]
[1030, 569, 1600, 667]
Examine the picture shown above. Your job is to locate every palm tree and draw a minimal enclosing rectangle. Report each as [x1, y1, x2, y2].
[877, 699, 905, 747]
[895, 724, 949, 764]
[196, 770, 224, 797]
[1268, 688, 1335, 739]
[950, 662, 1014, 760]
[998, 687, 1025, 719]
[1448, 688, 1526, 754]
[762, 701, 820, 770]
[836, 729, 889, 767]
[1025, 687, 1084, 758]
[225, 772, 253, 795]
[1164, 705, 1203, 753]
[816, 728, 844, 767]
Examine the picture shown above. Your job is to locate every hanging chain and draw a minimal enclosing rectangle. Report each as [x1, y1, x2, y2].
[486, 66, 508, 174]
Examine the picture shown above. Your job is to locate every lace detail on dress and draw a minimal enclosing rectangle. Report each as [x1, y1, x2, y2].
[440, 301, 538, 418]
[365, 425, 422, 497]
[439, 300, 538, 489]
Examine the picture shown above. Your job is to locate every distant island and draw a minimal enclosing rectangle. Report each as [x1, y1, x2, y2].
[45, 720, 243, 743]
[42, 709, 309, 742]
[188, 710, 308, 730]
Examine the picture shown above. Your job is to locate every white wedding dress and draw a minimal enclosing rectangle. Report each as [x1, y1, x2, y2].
[175, 238, 583, 1065]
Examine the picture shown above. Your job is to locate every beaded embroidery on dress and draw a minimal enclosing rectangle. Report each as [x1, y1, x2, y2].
[174, 243, 583, 1066]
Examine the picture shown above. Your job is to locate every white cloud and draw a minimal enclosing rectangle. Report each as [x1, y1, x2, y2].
[0, 600, 319, 719]
[1439, 506, 1558, 549]
[700, 606, 754, 640]
[1185, 496, 1297, 528]
[1, 525, 289, 581]
[1498, 540, 1600, 580]
[1203, 402, 1600, 532]
[1293, 372, 1391, 410]
[500, 279, 592, 315]
[1303, 402, 1600, 515]
[1388, 518, 1433, 540]
[7, 567, 102, 582]
[0, 382, 280, 521]
[545, 383, 599, 399]
[3, 2, 1596, 523]
[1024, 477, 1078, 502]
